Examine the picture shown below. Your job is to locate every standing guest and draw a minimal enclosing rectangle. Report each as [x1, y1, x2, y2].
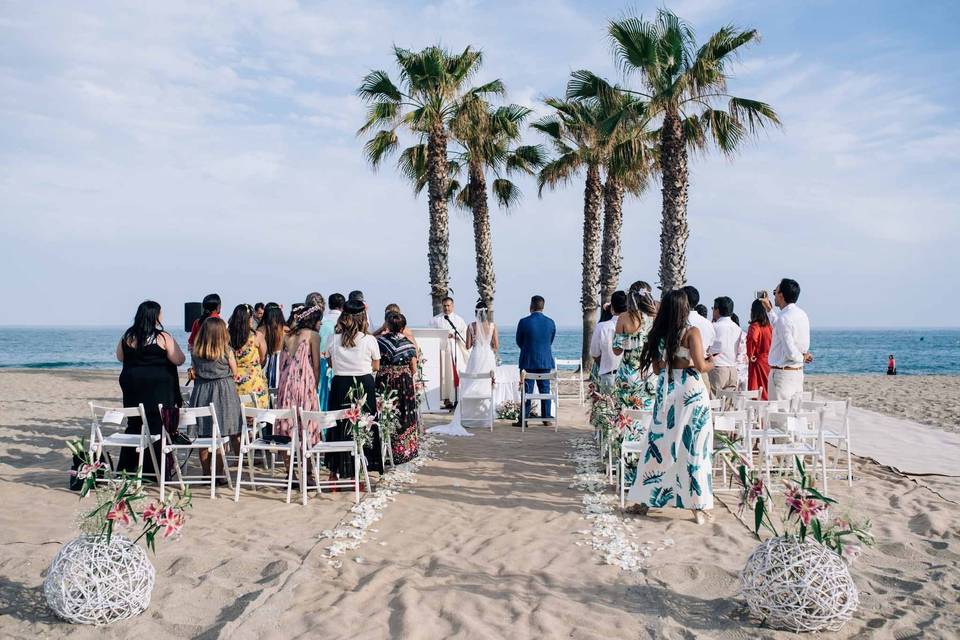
[590, 292, 626, 391]
[228, 304, 269, 409]
[430, 296, 469, 409]
[188, 293, 221, 351]
[708, 296, 740, 396]
[515, 295, 557, 425]
[274, 304, 323, 464]
[190, 317, 243, 476]
[626, 289, 714, 524]
[612, 282, 658, 410]
[322, 293, 345, 338]
[252, 302, 265, 329]
[326, 300, 383, 485]
[256, 303, 287, 390]
[761, 278, 813, 402]
[318, 293, 345, 410]
[887, 354, 897, 375]
[286, 303, 304, 329]
[376, 312, 420, 464]
[116, 301, 185, 477]
[373, 303, 402, 336]
[682, 286, 715, 356]
[730, 312, 749, 390]
[348, 290, 365, 304]
[746, 299, 772, 399]
[695, 304, 709, 319]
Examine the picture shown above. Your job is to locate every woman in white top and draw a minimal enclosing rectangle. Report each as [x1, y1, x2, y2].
[325, 299, 382, 484]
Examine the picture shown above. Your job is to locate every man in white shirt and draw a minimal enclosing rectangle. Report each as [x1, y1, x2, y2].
[682, 286, 715, 355]
[762, 278, 813, 402]
[708, 296, 741, 395]
[430, 296, 470, 408]
[590, 291, 626, 391]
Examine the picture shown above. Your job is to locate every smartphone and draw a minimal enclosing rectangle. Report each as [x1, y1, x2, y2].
[756, 290, 768, 300]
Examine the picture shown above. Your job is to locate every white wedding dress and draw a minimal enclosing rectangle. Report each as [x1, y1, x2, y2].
[427, 311, 497, 437]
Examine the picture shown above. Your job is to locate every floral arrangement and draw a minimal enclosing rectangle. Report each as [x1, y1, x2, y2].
[588, 386, 620, 440]
[345, 382, 378, 451]
[377, 387, 400, 441]
[67, 440, 191, 553]
[414, 354, 429, 412]
[496, 401, 521, 421]
[723, 438, 873, 564]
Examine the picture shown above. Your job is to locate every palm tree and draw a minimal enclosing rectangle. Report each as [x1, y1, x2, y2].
[357, 45, 504, 314]
[570, 9, 780, 291]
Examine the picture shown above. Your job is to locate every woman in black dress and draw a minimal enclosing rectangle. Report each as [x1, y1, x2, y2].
[116, 301, 185, 477]
[376, 312, 419, 464]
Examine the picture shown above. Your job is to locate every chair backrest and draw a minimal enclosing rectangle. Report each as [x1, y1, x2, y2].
[709, 398, 724, 410]
[800, 399, 849, 427]
[622, 408, 653, 429]
[238, 393, 258, 407]
[299, 408, 348, 433]
[713, 409, 748, 432]
[242, 405, 295, 426]
[522, 370, 557, 381]
[767, 410, 822, 434]
[89, 403, 146, 433]
[459, 371, 494, 380]
[555, 359, 580, 370]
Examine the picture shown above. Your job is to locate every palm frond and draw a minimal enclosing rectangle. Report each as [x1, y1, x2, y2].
[363, 129, 400, 168]
[537, 151, 582, 195]
[397, 143, 429, 191]
[358, 100, 401, 134]
[728, 96, 781, 134]
[700, 108, 746, 155]
[357, 70, 402, 102]
[492, 178, 521, 209]
[505, 144, 547, 174]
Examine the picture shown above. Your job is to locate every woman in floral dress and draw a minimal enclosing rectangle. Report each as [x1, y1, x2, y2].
[375, 312, 419, 464]
[228, 304, 269, 409]
[626, 289, 715, 524]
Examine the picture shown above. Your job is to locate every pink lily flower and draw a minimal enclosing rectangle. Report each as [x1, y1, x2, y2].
[106, 501, 131, 526]
[796, 498, 823, 526]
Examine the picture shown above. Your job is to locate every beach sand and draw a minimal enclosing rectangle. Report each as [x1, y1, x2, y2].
[1, 369, 959, 638]
[808, 374, 960, 433]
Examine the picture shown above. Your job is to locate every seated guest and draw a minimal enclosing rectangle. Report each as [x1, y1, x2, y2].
[190, 317, 243, 476]
[761, 278, 813, 402]
[591, 291, 626, 392]
[228, 304, 269, 409]
[708, 296, 740, 395]
[274, 304, 324, 471]
[376, 313, 420, 464]
[326, 300, 383, 484]
[116, 300, 185, 478]
[746, 299, 772, 399]
[256, 303, 287, 389]
[682, 286, 715, 356]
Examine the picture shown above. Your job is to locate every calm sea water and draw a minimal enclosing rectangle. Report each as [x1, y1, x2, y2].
[0, 326, 957, 375]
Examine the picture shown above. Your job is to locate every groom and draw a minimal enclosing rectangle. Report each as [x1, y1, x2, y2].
[515, 295, 556, 426]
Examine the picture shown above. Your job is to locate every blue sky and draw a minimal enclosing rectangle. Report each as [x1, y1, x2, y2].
[2, 0, 958, 329]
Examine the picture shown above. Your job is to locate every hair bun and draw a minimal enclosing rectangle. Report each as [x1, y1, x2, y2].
[343, 300, 366, 315]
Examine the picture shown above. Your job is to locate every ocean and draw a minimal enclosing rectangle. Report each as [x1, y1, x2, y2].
[1, 326, 958, 375]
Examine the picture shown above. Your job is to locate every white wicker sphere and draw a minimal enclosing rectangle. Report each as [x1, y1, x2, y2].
[740, 536, 859, 633]
[44, 535, 155, 625]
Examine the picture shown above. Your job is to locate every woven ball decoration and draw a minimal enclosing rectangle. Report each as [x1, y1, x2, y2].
[44, 535, 155, 625]
[740, 536, 858, 633]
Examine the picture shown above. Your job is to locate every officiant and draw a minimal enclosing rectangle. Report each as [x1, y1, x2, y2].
[430, 296, 470, 409]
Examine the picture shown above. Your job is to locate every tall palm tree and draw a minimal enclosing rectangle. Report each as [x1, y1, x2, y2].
[570, 9, 780, 291]
[357, 45, 504, 314]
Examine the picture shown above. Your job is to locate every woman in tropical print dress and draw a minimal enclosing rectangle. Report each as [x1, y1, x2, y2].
[375, 312, 419, 464]
[228, 304, 269, 409]
[626, 289, 715, 524]
[611, 282, 658, 486]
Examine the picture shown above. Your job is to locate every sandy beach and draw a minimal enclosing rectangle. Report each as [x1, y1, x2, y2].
[808, 374, 960, 434]
[1, 368, 959, 639]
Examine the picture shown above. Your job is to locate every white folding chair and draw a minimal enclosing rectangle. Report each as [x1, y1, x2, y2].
[159, 404, 233, 500]
[761, 410, 828, 493]
[299, 408, 370, 504]
[88, 403, 158, 487]
[555, 359, 584, 405]
[801, 399, 853, 486]
[711, 410, 751, 488]
[234, 406, 298, 504]
[718, 389, 759, 410]
[459, 371, 495, 432]
[619, 409, 653, 508]
[520, 370, 560, 432]
[708, 398, 724, 411]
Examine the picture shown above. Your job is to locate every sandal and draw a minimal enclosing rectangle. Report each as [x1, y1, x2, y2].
[625, 503, 649, 516]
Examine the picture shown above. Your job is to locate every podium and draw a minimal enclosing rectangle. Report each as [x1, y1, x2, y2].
[410, 328, 453, 414]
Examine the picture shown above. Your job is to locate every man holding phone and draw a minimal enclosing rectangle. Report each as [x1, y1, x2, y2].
[761, 278, 813, 402]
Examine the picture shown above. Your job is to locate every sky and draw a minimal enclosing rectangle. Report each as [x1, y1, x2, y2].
[2, 0, 959, 329]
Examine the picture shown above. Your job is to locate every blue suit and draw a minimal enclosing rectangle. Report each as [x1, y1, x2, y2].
[516, 311, 556, 418]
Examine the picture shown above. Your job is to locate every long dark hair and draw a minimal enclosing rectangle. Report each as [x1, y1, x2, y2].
[199, 293, 221, 325]
[638, 290, 690, 376]
[228, 304, 253, 350]
[260, 303, 286, 353]
[123, 300, 163, 355]
[626, 280, 658, 326]
[749, 299, 769, 327]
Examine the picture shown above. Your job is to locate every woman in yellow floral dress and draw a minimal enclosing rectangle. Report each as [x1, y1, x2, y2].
[227, 304, 269, 408]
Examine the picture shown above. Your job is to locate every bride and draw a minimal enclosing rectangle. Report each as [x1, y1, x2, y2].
[427, 301, 499, 436]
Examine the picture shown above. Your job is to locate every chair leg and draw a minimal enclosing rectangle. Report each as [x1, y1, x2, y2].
[219, 441, 234, 491]
[234, 447, 244, 502]
[160, 445, 167, 501]
[312, 453, 322, 497]
[353, 450, 360, 504]
[210, 445, 216, 500]
[136, 445, 146, 488]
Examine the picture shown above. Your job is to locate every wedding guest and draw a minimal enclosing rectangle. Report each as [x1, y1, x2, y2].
[116, 300, 184, 477]
[682, 286, 715, 356]
[253, 302, 265, 329]
[286, 303, 304, 328]
[708, 296, 740, 395]
[612, 282, 658, 410]
[516, 295, 556, 424]
[376, 312, 420, 464]
[188, 293, 221, 350]
[590, 291, 626, 391]
[761, 278, 813, 402]
[326, 300, 383, 484]
[274, 304, 323, 466]
[695, 304, 709, 319]
[227, 304, 269, 409]
[626, 289, 714, 524]
[746, 299, 772, 399]
[256, 303, 287, 389]
[318, 293, 345, 410]
[190, 317, 243, 476]
[373, 303, 402, 336]
[730, 312, 749, 390]
[430, 296, 468, 409]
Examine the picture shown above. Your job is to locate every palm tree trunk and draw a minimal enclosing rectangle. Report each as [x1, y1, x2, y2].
[580, 164, 603, 372]
[427, 123, 451, 315]
[468, 161, 495, 316]
[599, 174, 625, 306]
[658, 107, 689, 292]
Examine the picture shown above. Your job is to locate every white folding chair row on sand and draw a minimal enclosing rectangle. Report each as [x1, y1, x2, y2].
[520, 370, 560, 432]
[554, 358, 584, 405]
[618, 409, 653, 508]
[800, 398, 853, 486]
[299, 408, 369, 505]
[759, 409, 829, 493]
[159, 404, 233, 500]
[711, 409, 751, 488]
[88, 403, 159, 488]
[234, 407, 299, 504]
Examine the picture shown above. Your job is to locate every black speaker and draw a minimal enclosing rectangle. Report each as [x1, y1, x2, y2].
[184, 302, 202, 333]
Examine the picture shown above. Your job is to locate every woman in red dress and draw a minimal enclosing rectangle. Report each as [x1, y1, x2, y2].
[746, 299, 773, 400]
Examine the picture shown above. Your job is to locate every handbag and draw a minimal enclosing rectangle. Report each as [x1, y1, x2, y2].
[160, 404, 191, 481]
